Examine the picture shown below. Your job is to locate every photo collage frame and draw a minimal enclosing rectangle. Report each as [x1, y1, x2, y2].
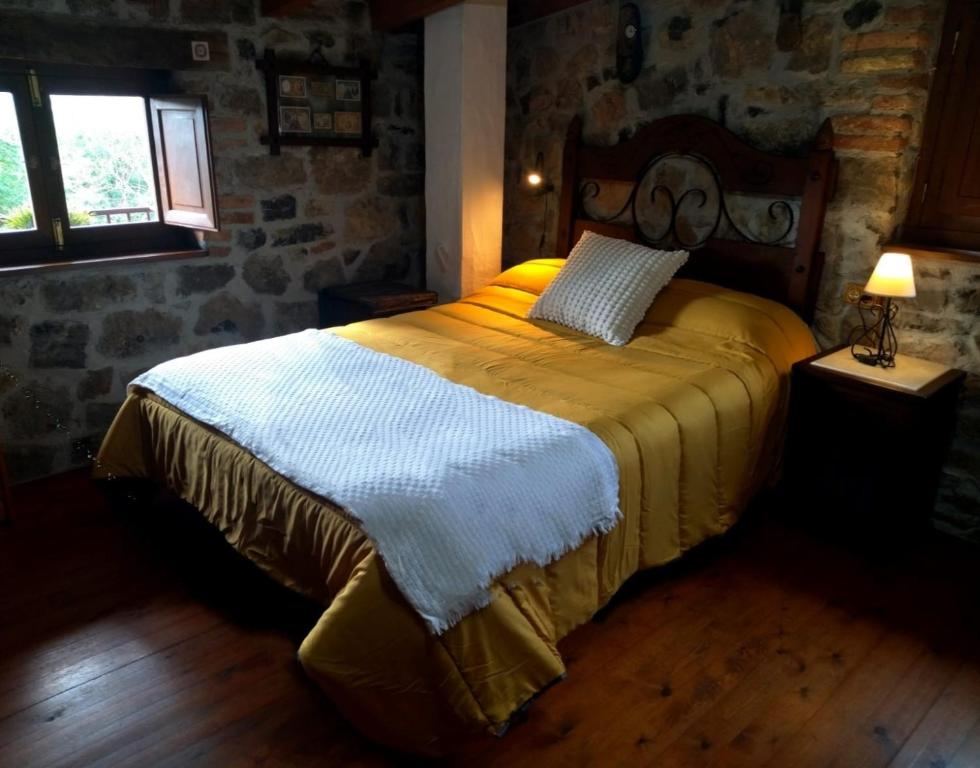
[257, 50, 376, 157]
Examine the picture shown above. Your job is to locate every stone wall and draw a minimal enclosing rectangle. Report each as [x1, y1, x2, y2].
[0, 0, 423, 482]
[504, 0, 980, 539]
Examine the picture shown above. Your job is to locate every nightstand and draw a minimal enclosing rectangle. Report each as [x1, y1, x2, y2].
[318, 282, 438, 328]
[784, 345, 965, 535]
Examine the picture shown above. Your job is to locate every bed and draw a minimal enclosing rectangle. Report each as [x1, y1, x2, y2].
[95, 114, 836, 755]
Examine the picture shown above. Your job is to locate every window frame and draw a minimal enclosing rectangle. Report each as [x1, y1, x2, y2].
[0, 60, 214, 270]
[0, 72, 54, 254]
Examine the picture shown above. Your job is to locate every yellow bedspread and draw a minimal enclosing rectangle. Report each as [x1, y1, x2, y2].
[95, 259, 816, 755]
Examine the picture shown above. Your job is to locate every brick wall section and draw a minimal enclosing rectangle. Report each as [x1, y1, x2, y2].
[0, 0, 424, 482]
[504, 0, 980, 539]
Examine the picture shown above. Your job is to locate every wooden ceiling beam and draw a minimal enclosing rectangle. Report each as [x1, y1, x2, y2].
[368, 0, 463, 31]
[263, 0, 594, 30]
[507, 0, 593, 27]
[260, 0, 314, 17]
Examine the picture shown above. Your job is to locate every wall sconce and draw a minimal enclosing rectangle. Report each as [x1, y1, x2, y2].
[849, 251, 917, 368]
[525, 153, 554, 194]
[524, 151, 554, 255]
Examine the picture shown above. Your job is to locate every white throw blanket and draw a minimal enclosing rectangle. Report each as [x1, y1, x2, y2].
[132, 330, 621, 633]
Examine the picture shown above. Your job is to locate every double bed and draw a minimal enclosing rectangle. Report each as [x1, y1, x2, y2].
[96, 115, 836, 755]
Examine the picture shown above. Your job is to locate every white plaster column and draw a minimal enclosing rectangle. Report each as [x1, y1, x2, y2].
[424, 0, 507, 302]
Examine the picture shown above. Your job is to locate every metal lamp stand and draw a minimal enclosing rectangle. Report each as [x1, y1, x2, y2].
[850, 296, 898, 368]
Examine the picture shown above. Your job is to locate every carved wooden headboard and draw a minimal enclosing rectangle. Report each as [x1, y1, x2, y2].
[554, 114, 838, 322]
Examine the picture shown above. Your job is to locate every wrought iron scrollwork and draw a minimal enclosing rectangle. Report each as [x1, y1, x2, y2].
[579, 152, 796, 250]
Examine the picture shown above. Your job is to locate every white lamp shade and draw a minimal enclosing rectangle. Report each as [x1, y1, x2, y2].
[864, 251, 917, 298]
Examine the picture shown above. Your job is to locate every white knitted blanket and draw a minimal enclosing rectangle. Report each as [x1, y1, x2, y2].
[132, 330, 621, 633]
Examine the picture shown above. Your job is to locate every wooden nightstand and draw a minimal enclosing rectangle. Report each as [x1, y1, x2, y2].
[318, 282, 438, 328]
[784, 346, 965, 535]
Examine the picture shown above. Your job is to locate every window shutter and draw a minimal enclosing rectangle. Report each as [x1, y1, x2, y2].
[149, 95, 220, 232]
[903, 0, 980, 250]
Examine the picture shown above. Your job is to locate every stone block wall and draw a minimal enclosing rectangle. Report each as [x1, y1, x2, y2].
[504, 0, 980, 539]
[0, 0, 423, 482]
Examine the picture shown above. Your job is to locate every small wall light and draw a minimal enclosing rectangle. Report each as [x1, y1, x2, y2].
[525, 153, 553, 194]
[523, 152, 555, 255]
[850, 251, 917, 368]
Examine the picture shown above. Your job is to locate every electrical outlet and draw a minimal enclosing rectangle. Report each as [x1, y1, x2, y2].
[843, 282, 866, 305]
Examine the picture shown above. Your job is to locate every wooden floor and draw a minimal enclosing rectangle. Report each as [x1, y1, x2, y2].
[2, 472, 980, 767]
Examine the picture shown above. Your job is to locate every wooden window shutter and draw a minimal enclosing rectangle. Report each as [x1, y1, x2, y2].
[903, 0, 980, 250]
[149, 95, 220, 232]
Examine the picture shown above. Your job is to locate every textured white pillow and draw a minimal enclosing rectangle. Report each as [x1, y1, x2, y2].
[527, 231, 688, 346]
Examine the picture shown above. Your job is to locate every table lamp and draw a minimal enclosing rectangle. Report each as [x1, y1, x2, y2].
[850, 251, 916, 368]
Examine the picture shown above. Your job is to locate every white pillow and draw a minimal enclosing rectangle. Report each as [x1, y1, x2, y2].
[527, 231, 688, 346]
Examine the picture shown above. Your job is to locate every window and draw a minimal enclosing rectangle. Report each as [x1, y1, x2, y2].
[0, 90, 36, 233]
[50, 94, 160, 228]
[0, 62, 218, 269]
[901, 0, 980, 253]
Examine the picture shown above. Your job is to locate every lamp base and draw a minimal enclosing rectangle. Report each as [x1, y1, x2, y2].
[852, 349, 895, 368]
[849, 297, 898, 369]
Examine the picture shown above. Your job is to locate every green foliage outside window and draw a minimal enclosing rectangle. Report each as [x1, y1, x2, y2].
[0, 137, 29, 220]
[58, 131, 156, 218]
[1, 131, 155, 232]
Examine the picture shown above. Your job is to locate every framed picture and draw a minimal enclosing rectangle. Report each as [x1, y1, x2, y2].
[280, 106, 311, 134]
[310, 80, 333, 98]
[258, 50, 376, 157]
[334, 111, 362, 135]
[278, 75, 308, 99]
[336, 79, 362, 102]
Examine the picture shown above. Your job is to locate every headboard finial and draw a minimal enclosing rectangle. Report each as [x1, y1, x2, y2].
[815, 118, 834, 152]
[554, 115, 584, 260]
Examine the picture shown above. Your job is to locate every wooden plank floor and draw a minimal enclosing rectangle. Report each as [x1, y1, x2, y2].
[2, 471, 979, 767]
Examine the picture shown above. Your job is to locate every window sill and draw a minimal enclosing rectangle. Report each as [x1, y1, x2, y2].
[0, 246, 209, 275]
[885, 242, 980, 265]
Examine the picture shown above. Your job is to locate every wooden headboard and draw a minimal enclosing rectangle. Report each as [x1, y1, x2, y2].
[554, 114, 838, 322]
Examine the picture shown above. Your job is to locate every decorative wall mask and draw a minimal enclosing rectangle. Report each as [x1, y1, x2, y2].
[617, 3, 643, 84]
[777, 0, 805, 51]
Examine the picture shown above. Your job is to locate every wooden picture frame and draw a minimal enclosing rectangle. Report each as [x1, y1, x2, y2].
[257, 49, 377, 157]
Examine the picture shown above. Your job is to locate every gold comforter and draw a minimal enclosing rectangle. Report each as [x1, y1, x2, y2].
[96, 259, 816, 755]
